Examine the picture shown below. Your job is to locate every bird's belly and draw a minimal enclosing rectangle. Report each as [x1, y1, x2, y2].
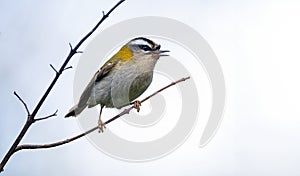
[89, 67, 153, 108]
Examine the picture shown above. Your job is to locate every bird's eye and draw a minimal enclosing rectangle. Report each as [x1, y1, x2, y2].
[139, 45, 151, 51]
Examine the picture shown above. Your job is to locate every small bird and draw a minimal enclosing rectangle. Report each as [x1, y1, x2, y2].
[65, 37, 169, 132]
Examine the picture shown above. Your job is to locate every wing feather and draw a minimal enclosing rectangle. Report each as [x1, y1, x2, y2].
[77, 61, 116, 108]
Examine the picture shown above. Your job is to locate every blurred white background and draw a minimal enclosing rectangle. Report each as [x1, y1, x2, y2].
[1, 0, 300, 175]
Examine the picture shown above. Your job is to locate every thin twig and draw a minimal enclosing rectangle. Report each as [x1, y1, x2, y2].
[15, 127, 99, 152]
[0, 0, 125, 172]
[72, 0, 126, 52]
[139, 76, 191, 104]
[50, 64, 58, 74]
[15, 76, 190, 151]
[13, 91, 30, 116]
[68, 42, 73, 50]
[34, 109, 58, 122]
[63, 66, 73, 71]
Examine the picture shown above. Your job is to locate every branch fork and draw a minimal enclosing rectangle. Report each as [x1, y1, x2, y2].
[15, 76, 190, 151]
[0, 0, 190, 173]
[0, 0, 126, 172]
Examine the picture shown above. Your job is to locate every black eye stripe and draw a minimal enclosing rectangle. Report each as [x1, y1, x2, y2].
[139, 45, 152, 51]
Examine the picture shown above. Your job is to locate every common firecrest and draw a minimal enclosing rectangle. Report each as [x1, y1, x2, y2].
[65, 37, 169, 132]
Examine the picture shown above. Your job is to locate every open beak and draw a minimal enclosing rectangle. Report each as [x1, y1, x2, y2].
[153, 44, 170, 57]
[159, 50, 170, 57]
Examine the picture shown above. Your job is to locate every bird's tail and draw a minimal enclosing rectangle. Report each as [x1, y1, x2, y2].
[65, 104, 87, 118]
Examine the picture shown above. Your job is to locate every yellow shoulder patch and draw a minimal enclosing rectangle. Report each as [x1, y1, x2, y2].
[112, 45, 133, 62]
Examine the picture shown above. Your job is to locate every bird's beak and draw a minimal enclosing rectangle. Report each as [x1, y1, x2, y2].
[153, 44, 170, 57]
[159, 50, 170, 57]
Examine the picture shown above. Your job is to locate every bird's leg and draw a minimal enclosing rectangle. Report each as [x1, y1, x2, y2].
[98, 105, 106, 133]
[133, 100, 142, 112]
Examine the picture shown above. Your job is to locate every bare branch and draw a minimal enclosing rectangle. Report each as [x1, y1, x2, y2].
[34, 109, 58, 122]
[15, 127, 98, 152]
[72, 0, 126, 52]
[69, 42, 73, 51]
[139, 76, 191, 104]
[63, 66, 73, 71]
[0, 0, 126, 172]
[50, 64, 58, 74]
[13, 91, 30, 116]
[14, 76, 190, 151]
[69, 43, 83, 54]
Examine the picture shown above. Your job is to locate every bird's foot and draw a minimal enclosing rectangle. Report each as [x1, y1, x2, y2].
[98, 119, 106, 133]
[133, 100, 141, 112]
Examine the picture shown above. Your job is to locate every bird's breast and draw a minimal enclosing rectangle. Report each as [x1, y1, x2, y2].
[91, 60, 156, 108]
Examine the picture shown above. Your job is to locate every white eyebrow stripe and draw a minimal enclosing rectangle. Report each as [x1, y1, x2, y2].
[130, 39, 153, 47]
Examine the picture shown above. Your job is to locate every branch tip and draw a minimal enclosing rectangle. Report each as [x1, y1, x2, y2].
[63, 66, 73, 71]
[68, 42, 73, 50]
[34, 109, 58, 122]
[50, 64, 58, 74]
[13, 91, 30, 116]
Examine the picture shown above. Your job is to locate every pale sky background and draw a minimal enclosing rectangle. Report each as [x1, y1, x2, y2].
[1, 0, 300, 175]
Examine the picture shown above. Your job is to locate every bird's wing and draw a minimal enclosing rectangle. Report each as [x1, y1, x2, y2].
[77, 61, 117, 108]
[95, 61, 116, 82]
